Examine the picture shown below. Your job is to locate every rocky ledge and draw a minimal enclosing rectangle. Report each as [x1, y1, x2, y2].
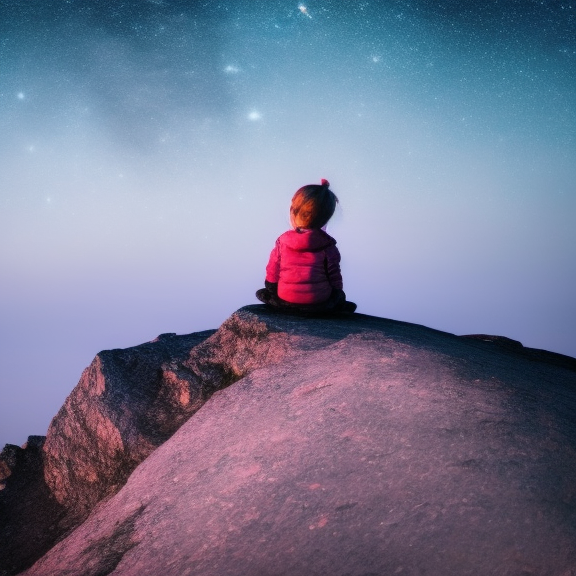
[2, 305, 576, 576]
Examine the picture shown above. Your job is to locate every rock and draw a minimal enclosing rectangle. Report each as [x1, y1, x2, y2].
[1, 330, 215, 575]
[41, 311, 297, 526]
[0, 436, 64, 576]
[0, 444, 20, 489]
[3, 312, 296, 575]
[0, 436, 47, 490]
[41, 330, 217, 523]
[460, 333, 525, 349]
[20, 305, 576, 576]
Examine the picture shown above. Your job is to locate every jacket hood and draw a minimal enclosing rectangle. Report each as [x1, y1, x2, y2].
[279, 228, 336, 252]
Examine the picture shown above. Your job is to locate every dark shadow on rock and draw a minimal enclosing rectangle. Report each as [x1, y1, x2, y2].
[74, 505, 144, 576]
[0, 437, 67, 575]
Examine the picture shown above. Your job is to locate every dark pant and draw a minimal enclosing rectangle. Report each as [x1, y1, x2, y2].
[255, 286, 356, 314]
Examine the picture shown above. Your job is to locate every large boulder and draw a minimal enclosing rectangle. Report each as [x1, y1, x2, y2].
[2, 329, 217, 576]
[42, 311, 295, 524]
[2, 311, 296, 575]
[41, 329, 214, 524]
[20, 305, 576, 576]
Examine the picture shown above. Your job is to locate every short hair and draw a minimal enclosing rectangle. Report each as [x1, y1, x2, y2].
[290, 179, 338, 229]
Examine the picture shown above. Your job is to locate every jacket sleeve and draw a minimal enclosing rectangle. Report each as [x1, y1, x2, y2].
[265, 239, 281, 283]
[325, 244, 343, 289]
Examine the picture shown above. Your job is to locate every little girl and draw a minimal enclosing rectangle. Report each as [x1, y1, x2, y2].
[256, 179, 356, 313]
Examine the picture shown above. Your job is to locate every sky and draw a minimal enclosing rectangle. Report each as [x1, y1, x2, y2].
[1, 0, 575, 448]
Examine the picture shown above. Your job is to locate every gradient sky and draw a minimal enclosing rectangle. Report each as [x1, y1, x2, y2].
[1, 0, 575, 448]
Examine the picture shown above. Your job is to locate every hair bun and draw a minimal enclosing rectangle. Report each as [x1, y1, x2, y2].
[320, 178, 330, 188]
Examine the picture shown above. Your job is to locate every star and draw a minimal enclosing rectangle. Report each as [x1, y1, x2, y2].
[248, 110, 262, 121]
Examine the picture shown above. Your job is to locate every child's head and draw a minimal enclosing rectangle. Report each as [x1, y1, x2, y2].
[290, 179, 338, 229]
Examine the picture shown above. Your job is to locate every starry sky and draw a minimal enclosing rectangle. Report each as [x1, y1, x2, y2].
[1, 0, 575, 447]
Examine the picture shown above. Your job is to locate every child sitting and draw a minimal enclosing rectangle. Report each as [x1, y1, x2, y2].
[256, 179, 356, 314]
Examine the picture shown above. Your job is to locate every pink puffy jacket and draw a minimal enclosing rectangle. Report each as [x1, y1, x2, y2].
[265, 228, 343, 304]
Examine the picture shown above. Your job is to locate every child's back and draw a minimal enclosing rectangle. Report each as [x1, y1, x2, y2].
[256, 179, 355, 313]
[266, 227, 342, 304]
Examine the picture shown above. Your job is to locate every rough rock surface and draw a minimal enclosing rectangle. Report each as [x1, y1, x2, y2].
[20, 305, 576, 576]
[2, 311, 296, 575]
[42, 310, 296, 524]
[2, 330, 215, 575]
[41, 329, 218, 524]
